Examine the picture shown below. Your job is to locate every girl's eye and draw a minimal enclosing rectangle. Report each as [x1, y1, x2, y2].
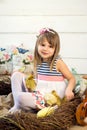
[41, 44, 45, 46]
[49, 45, 53, 48]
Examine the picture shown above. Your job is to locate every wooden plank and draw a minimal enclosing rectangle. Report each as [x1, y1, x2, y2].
[0, 16, 87, 33]
[0, 34, 86, 74]
[0, 0, 87, 15]
[60, 33, 87, 58]
[62, 58, 87, 74]
[0, 34, 36, 50]
[0, 33, 87, 58]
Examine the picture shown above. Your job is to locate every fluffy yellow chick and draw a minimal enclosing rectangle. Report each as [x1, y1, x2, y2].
[25, 74, 36, 91]
[37, 105, 58, 118]
[44, 90, 62, 106]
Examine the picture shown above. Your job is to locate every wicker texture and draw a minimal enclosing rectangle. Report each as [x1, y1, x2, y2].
[0, 95, 81, 130]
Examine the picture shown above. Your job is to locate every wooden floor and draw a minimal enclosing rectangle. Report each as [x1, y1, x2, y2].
[69, 125, 87, 130]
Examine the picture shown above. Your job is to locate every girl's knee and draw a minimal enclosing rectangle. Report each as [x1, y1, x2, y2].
[11, 71, 22, 77]
[11, 71, 25, 80]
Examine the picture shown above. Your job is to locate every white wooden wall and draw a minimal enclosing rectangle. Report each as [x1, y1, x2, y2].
[0, 0, 87, 74]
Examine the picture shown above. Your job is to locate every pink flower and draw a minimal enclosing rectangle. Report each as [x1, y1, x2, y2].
[27, 54, 33, 61]
[4, 53, 10, 60]
[39, 28, 50, 35]
[39, 28, 55, 35]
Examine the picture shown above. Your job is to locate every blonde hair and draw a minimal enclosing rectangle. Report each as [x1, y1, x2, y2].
[34, 28, 60, 72]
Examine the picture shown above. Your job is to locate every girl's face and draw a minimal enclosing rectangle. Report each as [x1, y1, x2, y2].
[38, 39, 55, 61]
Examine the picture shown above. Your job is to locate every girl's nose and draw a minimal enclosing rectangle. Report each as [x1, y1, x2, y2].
[44, 46, 48, 50]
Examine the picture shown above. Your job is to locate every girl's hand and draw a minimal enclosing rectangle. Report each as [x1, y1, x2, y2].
[65, 88, 74, 101]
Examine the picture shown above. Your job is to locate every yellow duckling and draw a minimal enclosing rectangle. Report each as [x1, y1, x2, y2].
[25, 74, 36, 91]
[44, 90, 62, 106]
[37, 105, 58, 118]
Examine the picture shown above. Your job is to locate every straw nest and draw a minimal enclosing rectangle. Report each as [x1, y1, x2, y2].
[0, 95, 81, 130]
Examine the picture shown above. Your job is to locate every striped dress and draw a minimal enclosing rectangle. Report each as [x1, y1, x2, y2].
[36, 57, 67, 99]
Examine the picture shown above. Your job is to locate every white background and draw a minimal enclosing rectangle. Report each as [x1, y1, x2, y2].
[0, 0, 87, 74]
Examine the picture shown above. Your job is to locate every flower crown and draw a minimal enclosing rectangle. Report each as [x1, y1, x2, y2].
[39, 28, 55, 35]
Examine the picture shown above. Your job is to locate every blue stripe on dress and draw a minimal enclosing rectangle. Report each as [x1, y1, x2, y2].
[37, 56, 63, 77]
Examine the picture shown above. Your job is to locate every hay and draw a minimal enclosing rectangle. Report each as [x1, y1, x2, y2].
[0, 95, 81, 130]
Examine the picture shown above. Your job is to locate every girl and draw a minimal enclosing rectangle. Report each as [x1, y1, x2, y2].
[9, 28, 76, 113]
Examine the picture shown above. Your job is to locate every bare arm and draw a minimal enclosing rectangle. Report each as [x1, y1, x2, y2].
[56, 59, 76, 101]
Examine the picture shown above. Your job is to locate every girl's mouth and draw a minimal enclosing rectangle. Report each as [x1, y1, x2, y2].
[42, 52, 49, 55]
